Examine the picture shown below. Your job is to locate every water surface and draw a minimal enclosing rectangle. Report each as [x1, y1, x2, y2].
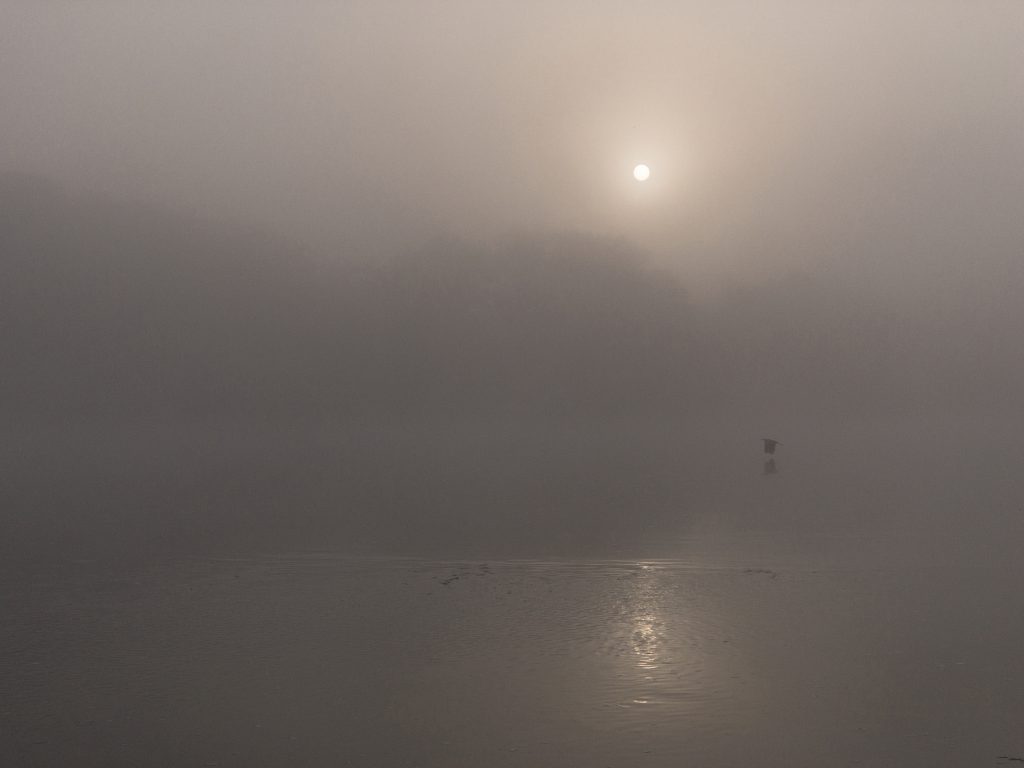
[4, 537, 1024, 766]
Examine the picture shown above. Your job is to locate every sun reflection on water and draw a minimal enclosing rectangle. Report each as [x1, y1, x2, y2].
[625, 563, 670, 697]
[597, 559, 735, 724]
[632, 612, 662, 673]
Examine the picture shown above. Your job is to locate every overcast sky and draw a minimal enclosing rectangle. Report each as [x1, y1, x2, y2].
[3, 1, 1024, 288]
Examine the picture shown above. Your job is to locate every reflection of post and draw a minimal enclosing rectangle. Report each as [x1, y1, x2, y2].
[762, 438, 781, 475]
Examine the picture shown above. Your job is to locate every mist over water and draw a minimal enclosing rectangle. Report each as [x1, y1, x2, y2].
[5, 158, 1024, 763]
[5, 175, 1024, 765]
[4, 2, 1024, 764]
[3, 173, 1023, 570]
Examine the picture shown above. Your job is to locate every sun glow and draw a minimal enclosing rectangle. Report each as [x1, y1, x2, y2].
[633, 163, 651, 181]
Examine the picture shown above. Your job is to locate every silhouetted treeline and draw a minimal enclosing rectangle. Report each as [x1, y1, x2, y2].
[3, 173, 1021, 427]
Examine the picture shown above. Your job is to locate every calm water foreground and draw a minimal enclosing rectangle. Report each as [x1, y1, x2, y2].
[3, 538, 1024, 767]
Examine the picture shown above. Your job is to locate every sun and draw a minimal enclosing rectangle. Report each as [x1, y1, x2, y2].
[633, 163, 650, 182]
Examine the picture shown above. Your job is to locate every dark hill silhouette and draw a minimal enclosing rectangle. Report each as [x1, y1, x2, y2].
[2, 175, 711, 423]
[4, 173, 1020, 428]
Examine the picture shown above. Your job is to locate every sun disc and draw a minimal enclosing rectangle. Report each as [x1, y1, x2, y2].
[633, 163, 650, 182]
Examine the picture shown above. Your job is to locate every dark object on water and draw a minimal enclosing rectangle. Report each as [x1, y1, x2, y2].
[762, 438, 781, 475]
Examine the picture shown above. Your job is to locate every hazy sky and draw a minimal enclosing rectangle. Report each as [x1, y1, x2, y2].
[3, 1, 1024, 286]
[6, 1, 1024, 587]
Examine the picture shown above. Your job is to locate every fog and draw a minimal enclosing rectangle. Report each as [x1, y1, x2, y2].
[3, 0, 1024, 562]
[3, 169, 1023, 568]
[5, 4, 1024, 765]
[4, 2, 1024, 277]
